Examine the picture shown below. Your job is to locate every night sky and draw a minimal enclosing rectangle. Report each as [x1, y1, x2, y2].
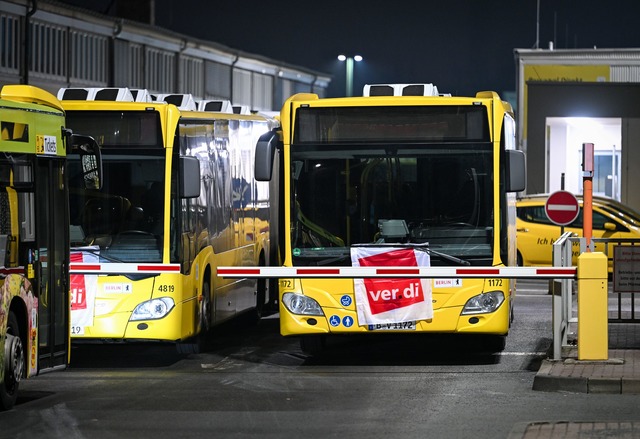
[58, 0, 640, 98]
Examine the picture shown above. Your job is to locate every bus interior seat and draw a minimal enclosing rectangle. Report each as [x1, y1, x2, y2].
[82, 196, 131, 237]
[123, 205, 145, 230]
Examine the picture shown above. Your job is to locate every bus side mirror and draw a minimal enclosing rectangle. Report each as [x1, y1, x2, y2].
[179, 156, 200, 198]
[506, 149, 526, 193]
[69, 133, 103, 190]
[255, 130, 278, 181]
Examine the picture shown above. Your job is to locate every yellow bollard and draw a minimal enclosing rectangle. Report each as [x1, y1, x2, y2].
[577, 252, 608, 360]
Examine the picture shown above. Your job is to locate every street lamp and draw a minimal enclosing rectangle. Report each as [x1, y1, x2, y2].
[338, 54, 363, 97]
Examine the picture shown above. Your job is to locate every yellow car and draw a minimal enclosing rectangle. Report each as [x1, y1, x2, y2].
[516, 194, 640, 267]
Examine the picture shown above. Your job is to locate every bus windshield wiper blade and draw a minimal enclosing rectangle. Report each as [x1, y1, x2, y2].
[352, 242, 471, 266]
[292, 247, 351, 265]
[423, 247, 471, 266]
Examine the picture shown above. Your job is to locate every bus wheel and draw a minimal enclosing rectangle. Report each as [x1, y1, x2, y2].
[254, 276, 266, 321]
[300, 335, 325, 356]
[1, 311, 24, 411]
[176, 281, 211, 355]
[200, 279, 212, 334]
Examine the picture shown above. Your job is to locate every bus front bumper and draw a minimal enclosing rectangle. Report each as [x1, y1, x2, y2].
[280, 300, 510, 336]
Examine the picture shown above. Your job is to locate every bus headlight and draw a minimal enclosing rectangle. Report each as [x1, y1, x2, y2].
[282, 293, 324, 316]
[130, 297, 175, 321]
[461, 291, 504, 315]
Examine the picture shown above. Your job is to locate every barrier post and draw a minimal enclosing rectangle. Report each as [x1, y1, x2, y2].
[577, 252, 608, 360]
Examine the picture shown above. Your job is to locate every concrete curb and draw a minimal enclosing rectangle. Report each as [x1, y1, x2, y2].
[533, 355, 640, 394]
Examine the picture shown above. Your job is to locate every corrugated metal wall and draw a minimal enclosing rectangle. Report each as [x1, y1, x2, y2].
[0, 0, 330, 111]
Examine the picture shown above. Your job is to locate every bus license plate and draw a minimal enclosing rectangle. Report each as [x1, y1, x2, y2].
[368, 321, 416, 331]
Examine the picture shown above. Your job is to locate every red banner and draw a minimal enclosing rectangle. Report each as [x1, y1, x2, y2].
[351, 247, 433, 326]
[70, 252, 87, 310]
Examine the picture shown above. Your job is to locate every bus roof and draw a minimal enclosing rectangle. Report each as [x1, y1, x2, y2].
[1, 85, 64, 113]
[280, 88, 513, 118]
[60, 99, 274, 122]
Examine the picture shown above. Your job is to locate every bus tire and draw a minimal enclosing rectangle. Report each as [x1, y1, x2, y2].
[267, 278, 279, 313]
[300, 335, 325, 356]
[254, 276, 266, 321]
[200, 279, 212, 335]
[176, 280, 212, 355]
[1, 311, 24, 411]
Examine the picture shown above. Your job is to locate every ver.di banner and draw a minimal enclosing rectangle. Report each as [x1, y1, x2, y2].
[70, 248, 99, 331]
[350, 247, 433, 326]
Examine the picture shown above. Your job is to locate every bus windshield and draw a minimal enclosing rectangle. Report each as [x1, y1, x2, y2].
[68, 151, 165, 263]
[290, 105, 494, 266]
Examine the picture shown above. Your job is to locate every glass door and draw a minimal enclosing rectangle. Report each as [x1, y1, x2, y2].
[35, 157, 69, 371]
[593, 149, 621, 199]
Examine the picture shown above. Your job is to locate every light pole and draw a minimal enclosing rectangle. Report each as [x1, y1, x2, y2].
[338, 54, 363, 97]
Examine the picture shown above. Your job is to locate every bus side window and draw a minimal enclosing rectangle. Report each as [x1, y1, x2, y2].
[0, 234, 7, 266]
[1, 121, 29, 142]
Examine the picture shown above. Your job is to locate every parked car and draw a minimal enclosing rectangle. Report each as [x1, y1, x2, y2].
[516, 194, 640, 268]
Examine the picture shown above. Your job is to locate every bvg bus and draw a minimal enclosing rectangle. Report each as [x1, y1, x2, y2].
[0, 85, 100, 410]
[251, 83, 526, 354]
[60, 89, 276, 353]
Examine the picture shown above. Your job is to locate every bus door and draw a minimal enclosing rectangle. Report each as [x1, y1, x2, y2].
[34, 157, 69, 372]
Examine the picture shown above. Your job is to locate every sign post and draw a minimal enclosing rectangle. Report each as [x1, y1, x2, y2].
[582, 142, 594, 251]
[545, 190, 580, 226]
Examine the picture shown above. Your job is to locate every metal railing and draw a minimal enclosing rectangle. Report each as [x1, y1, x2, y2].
[552, 234, 640, 359]
[552, 232, 576, 360]
[592, 237, 640, 323]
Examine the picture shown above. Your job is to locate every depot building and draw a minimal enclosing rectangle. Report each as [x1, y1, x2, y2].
[515, 48, 640, 212]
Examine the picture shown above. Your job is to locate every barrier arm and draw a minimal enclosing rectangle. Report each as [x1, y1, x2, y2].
[217, 266, 577, 279]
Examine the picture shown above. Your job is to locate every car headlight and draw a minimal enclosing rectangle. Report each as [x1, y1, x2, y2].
[282, 292, 324, 316]
[461, 291, 504, 315]
[130, 297, 175, 321]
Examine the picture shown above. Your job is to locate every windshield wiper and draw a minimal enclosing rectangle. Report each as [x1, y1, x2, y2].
[292, 247, 351, 266]
[423, 247, 471, 266]
[294, 243, 471, 266]
[352, 242, 471, 266]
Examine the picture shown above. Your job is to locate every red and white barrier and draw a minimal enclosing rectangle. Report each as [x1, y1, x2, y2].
[216, 266, 577, 279]
[70, 263, 181, 275]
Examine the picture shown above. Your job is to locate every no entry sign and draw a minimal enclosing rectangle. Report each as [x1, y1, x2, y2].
[545, 190, 580, 226]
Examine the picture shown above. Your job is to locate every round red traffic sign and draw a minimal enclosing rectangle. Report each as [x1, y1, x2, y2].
[545, 190, 580, 226]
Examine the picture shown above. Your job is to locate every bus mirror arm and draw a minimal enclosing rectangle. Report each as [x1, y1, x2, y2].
[255, 130, 278, 182]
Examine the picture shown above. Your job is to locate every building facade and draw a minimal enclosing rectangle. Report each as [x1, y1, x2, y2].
[515, 48, 640, 211]
[0, 0, 331, 112]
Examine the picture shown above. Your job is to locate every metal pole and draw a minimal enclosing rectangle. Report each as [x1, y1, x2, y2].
[20, 0, 37, 84]
[583, 143, 594, 251]
[345, 57, 354, 97]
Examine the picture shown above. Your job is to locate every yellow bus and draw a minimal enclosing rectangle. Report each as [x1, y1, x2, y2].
[250, 83, 526, 354]
[60, 89, 276, 353]
[0, 85, 101, 410]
